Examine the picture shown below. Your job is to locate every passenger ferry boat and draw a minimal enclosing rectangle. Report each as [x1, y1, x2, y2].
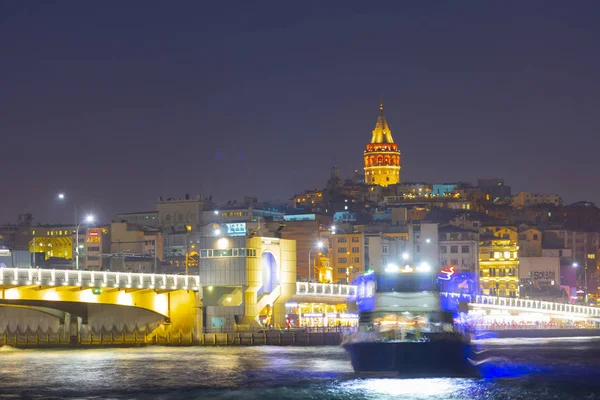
[342, 265, 477, 377]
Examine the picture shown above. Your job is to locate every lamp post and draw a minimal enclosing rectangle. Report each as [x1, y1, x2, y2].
[75, 215, 95, 270]
[308, 241, 324, 282]
[346, 265, 354, 284]
[573, 262, 587, 304]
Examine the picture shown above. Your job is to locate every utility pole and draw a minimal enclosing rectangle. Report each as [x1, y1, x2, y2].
[32, 236, 36, 268]
[154, 239, 158, 274]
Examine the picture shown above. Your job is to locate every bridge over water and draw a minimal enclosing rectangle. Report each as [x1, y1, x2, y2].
[0, 268, 202, 344]
[295, 282, 600, 321]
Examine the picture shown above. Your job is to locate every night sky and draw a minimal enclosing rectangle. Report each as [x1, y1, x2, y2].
[2, 1, 600, 225]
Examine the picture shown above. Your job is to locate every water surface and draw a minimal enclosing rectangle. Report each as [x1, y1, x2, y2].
[1, 337, 600, 399]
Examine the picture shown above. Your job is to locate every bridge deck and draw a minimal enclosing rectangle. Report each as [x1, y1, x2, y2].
[0, 268, 199, 292]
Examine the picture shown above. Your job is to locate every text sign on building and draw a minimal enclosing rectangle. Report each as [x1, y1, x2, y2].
[521, 270, 556, 285]
[225, 223, 247, 236]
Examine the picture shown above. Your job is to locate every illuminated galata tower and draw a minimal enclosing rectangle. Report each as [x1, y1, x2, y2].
[363, 101, 401, 186]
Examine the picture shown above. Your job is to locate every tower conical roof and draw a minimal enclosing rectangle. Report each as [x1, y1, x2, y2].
[370, 100, 394, 144]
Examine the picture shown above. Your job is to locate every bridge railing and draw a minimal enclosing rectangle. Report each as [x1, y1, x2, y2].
[0, 268, 200, 291]
[439, 292, 600, 318]
[295, 282, 357, 297]
[473, 294, 600, 318]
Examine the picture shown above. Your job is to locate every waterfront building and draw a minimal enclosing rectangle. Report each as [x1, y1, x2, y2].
[282, 302, 358, 329]
[315, 253, 333, 283]
[363, 231, 409, 274]
[107, 222, 162, 272]
[558, 201, 600, 232]
[479, 238, 520, 297]
[29, 225, 76, 262]
[477, 178, 512, 202]
[291, 189, 325, 213]
[267, 215, 332, 281]
[321, 229, 365, 283]
[432, 183, 459, 197]
[481, 224, 518, 242]
[71, 226, 110, 271]
[187, 225, 296, 332]
[157, 194, 204, 233]
[363, 101, 401, 187]
[407, 223, 439, 270]
[438, 225, 479, 274]
[518, 256, 562, 299]
[202, 201, 286, 225]
[518, 227, 543, 257]
[116, 211, 160, 227]
[512, 192, 562, 208]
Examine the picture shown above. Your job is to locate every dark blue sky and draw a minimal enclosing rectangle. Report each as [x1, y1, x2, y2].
[2, 1, 599, 224]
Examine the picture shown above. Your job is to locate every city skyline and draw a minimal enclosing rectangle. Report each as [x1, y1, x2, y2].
[2, 1, 600, 224]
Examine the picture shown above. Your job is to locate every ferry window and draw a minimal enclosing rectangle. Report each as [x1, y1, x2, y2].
[376, 273, 434, 292]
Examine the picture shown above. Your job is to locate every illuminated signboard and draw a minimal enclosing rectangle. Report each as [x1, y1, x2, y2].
[438, 266, 456, 281]
[225, 223, 247, 236]
[283, 214, 316, 221]
[438, 271, 476, 312]
[88, 231, 99, 236]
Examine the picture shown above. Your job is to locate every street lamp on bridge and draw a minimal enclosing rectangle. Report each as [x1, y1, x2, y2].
[75, 214, 95, 270]
[573, 262, 588, 304]
[308, 240, 324, 282]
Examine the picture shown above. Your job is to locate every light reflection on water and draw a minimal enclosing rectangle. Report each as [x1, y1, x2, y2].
[0, 340, 600, 399]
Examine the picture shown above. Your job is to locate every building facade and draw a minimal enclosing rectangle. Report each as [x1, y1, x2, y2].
[438, 226, 479, 274]
[71, 226, 110, 270]
[116, 211, 160, 227]
[479, 239, 520, 297]
[189, 231, 296, 333]
[157, 195, 204, 233]
[321, 230, 365, 284]
[512, 192, 562, 208]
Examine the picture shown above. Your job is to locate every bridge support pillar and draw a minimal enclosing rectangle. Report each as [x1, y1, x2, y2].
[62, 313, 82, 345]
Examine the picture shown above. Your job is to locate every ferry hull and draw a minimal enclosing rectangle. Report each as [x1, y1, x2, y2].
[343, 340, 478, 378]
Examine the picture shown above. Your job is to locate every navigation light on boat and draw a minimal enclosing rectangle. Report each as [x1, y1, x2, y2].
[417, 262, 431, 272]
[385, 263, 399, 273]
